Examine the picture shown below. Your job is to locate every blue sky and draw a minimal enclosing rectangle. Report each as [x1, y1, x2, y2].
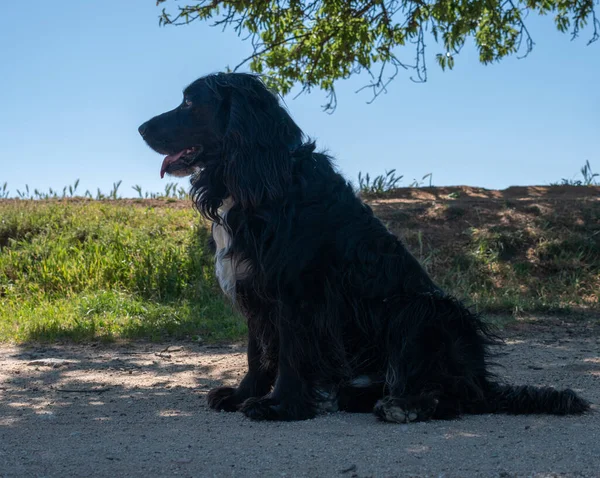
[1, 0, 598, 197]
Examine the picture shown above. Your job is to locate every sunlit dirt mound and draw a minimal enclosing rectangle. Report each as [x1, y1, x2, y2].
[364, 186, 600, 314]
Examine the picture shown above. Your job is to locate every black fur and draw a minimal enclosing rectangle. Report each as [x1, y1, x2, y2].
[139, 72, 590, 422]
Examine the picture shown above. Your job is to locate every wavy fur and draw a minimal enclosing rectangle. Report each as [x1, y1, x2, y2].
[140, 72, 590, 422]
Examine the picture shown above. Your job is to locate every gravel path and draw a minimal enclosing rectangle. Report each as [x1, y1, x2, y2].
[1, 321, 599, 478]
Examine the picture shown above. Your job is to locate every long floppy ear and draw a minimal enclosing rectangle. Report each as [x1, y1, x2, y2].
[219, 74, 303, 209]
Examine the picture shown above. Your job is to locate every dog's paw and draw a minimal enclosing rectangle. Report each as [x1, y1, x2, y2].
[207, 386, 242, 412]
[373, 395, 439, 424]
[240, 396, 315, 421]
[239, 397, 280, 420]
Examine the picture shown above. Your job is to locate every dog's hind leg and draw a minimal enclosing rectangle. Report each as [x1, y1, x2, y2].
[374, 394, 441, 423]
[207, 330, 276, 412]
[374, 294, 491, 423]
[373, 322, 442, 423]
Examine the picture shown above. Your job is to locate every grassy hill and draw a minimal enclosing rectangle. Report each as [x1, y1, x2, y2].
[1, 185, 598, 343]
[0, 200, 242, 343]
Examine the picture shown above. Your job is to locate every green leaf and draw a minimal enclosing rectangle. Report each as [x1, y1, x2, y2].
[157, 0, 600, 111]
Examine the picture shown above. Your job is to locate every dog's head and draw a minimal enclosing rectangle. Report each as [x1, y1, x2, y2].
[139, 73, 304, 209]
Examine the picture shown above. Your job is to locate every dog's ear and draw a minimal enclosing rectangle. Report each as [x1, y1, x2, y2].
[220, 75, 303, 209]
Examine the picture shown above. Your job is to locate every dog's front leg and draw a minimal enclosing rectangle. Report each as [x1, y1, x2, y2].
[207, 328, 275, 412]
[240, 315, 315, 421]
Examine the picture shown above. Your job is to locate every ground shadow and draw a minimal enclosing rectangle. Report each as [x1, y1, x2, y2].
[1, 323, 599, 476]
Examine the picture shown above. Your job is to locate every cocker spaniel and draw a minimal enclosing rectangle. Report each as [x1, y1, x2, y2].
[139, 72, 589, 422]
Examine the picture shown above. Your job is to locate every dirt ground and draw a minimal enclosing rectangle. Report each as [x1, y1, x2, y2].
[368, 185, 600, 257]
[1, 319, 599, 478]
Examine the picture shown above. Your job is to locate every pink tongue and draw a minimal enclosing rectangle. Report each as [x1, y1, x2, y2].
[160, 150, 186, 179]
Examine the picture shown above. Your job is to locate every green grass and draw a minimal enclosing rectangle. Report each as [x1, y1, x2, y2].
[0, 200, 244, 343]
[2, 185, 599, 344]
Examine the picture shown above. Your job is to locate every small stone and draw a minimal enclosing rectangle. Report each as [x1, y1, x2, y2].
[27, 358, 72, 368]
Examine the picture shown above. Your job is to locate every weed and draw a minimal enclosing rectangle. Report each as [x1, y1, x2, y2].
[409, 173, 434, 188]
[0, 180, 189, 200]
[560, 160, 598, 186]
[356, 171, 433, 195]
[1, 183, 9, 199]
[357, 170, 403, 195]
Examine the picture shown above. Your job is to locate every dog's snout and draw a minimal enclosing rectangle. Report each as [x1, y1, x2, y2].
[138, 121, 150, 137]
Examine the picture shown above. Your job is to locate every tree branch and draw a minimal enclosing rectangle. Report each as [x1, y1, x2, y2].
[157, 0, 600, 112]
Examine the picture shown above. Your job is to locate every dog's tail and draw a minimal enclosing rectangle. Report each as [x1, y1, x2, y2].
[472, 382, 590, 415]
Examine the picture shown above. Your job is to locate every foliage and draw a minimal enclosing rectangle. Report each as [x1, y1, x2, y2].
[0, 201, 243, 343]
[156, 0, 600, 110]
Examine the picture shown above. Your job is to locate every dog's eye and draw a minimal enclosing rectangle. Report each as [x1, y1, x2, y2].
[182, 98, 193, 108]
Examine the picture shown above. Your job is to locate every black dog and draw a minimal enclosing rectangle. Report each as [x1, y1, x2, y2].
[139, 72, 589, 422]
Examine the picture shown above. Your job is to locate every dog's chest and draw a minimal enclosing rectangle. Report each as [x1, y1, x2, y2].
[212, 198, 249, 300]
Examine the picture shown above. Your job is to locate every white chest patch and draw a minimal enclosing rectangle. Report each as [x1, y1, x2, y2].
[212, 198, 250, 300]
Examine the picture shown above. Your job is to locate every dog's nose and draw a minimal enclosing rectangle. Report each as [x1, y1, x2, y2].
[138, 122, 149, 137]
